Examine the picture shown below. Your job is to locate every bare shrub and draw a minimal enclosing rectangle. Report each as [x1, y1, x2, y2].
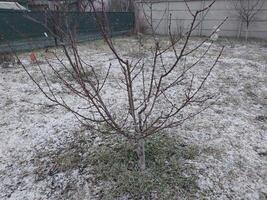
[17, 0, 226, 173]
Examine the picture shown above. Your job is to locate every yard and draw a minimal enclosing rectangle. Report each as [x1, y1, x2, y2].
[0, 36, 266, 199]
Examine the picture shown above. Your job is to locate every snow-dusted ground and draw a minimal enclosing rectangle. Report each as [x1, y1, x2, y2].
[0, 37, 266, 199]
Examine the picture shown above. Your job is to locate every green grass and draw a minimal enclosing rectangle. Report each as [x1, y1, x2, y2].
[33, 132, 200, 200]
[88, 135, 199, 200]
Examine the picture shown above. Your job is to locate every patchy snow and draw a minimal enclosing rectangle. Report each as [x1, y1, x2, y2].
[0, 37, 266, 199]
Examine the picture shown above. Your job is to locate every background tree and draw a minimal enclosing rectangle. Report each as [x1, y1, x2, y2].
[232, 0, 265, 41]
[109, 0, 134, 11]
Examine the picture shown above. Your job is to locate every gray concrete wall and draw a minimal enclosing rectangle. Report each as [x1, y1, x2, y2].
[137, 0, 267, 39]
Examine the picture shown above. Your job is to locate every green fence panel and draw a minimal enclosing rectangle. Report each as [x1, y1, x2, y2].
[0, 10, 48, 41]
[0, 10, 134, 52]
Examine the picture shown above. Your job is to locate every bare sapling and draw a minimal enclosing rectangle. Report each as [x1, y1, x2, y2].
[232, 0, 265, 41]
[17, 0, 226, 171]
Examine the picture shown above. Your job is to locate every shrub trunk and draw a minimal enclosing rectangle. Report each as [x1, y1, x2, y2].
[137, 138, 146, 171]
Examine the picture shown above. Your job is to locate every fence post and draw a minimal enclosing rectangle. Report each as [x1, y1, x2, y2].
[133, 1, 140, 33]
[166, 1, 170, 35]
[199, 0, 205, 36]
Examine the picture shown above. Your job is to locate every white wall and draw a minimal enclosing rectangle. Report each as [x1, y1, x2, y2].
[137, 0, 267, 39]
